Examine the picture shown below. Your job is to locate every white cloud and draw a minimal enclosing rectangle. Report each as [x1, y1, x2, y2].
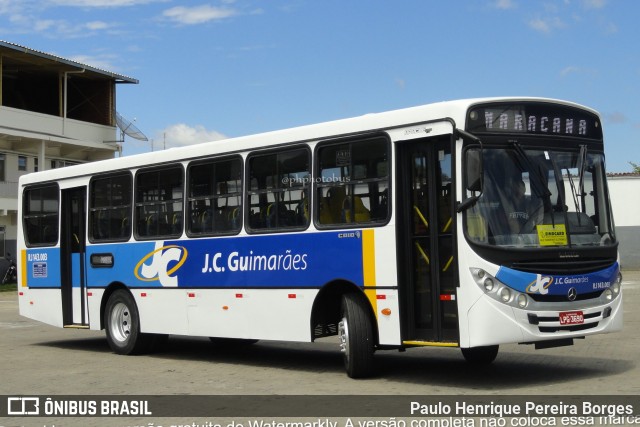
[162, 5, 236, 25]
[492, 0, 516, 10]
[33, 19, 57, 31]
[48, 0, 163, 7]
[85, 20, 111, 30]
[156, 123, 227, 148]
[528, 16, 565, 33]
[583, 0, 607, 9]
[67, 53, 120, 71]
[560, 66, 580, 77]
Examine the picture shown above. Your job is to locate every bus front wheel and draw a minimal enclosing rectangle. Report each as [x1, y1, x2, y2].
[104, 289, 153, 355]
[338, 293, 375, 378]
[461, 345, 499, 365]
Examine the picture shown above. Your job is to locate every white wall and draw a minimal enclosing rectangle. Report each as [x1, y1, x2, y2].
[607, 175, 640, 269]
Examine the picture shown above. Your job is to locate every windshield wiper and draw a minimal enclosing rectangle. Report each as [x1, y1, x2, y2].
[577, 144, 588, 211]
[511, 142, 552, 200]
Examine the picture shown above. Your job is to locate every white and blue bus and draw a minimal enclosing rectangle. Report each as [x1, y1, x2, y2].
[17, 98, 622, 377]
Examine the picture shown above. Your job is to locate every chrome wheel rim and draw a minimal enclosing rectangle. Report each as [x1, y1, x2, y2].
[109, 302, 131, 343]
[338, 317, 349, 361]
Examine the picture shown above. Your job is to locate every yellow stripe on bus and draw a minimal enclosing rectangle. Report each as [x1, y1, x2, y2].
[21, 249, 27, 287]
[403, 341, 459, 347]
[362, 229, 376, 287]
[364, 288, 378, 320]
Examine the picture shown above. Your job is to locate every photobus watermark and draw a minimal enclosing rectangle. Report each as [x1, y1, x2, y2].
[282, 176, 350, 187]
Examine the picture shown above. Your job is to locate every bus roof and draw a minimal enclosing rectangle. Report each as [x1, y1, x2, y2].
[19, 97, 596, 186]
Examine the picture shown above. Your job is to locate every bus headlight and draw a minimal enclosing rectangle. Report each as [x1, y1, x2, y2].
[611, 282, 620, 295]
[484, 278, 495, 291]
[603, 288, 613, 301]
[470, 268, 530, 310]
[517, 293, 529, 308]
[611, 273, 622, 295]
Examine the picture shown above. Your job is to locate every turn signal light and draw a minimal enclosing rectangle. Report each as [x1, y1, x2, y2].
[381, 308, 392, 316]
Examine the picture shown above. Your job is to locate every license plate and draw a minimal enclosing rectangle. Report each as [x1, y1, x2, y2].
[559, 311, 584, 325]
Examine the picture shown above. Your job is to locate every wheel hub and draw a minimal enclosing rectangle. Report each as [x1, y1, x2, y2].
[109, 302, 131, 343]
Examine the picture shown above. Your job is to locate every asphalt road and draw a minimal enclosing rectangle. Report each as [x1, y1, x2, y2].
[1, 271, 639, 427]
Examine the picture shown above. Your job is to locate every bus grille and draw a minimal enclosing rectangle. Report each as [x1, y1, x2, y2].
[528, 290, 603, 302]
[538, 323, 599, 333]
[528, 311, 601, 333]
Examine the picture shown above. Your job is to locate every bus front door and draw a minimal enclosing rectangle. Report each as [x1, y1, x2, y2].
[61, 187, 88, 327]
[397, 137, 458, 344]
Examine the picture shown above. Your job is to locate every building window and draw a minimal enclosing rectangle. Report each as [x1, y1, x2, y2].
[18, 156, 27, 171]
[34, 158, 39, 172]
[0, 154, 5, 181]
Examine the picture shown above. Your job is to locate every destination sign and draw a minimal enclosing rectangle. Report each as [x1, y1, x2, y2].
[466, 103, 602, 140]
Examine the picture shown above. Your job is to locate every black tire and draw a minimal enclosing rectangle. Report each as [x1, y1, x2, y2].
[461, 345, 499, 365]
[339, 293, 375, 378]
[104, 290, 153, 355]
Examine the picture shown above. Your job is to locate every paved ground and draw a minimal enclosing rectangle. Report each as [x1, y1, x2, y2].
[0, 271, 638, 426]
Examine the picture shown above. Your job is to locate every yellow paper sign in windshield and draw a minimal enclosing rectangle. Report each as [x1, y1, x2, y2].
[537, 224, 568, 246]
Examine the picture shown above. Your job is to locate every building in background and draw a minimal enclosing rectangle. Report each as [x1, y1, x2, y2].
[0, 40, 138, 260]
[608, 173, 640, 269]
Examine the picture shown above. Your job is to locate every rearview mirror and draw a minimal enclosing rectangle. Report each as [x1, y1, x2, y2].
[465, 148, 482, 192]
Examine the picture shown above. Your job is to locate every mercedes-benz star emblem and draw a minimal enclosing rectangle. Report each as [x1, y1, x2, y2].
[567, 287, 577, 301]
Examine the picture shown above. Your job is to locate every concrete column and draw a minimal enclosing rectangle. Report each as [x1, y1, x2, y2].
[40, 140, 46, 171]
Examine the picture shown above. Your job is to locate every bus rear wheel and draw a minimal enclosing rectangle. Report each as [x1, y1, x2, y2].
[338, 293, 375, 378]
[104, 289, 153, 355]
[461, 345, 499, 365]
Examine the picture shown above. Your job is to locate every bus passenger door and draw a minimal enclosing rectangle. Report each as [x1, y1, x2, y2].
[61, 187, 88, 327]
[396, 137, 458, 344]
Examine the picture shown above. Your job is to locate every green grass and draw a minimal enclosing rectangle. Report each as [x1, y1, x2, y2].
[0, 282, 18, 292]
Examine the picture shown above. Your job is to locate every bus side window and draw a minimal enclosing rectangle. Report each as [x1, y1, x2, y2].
[187, 156, 242, 237]
[315, 136, 389, 227]
[134, 166, 183, 239]
[89, 173, 132, 242]
[246, 147, 310, 232]
[23, 184, 60, 246]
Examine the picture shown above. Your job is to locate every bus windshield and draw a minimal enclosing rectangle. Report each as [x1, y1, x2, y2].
[464, 145, 616, 249]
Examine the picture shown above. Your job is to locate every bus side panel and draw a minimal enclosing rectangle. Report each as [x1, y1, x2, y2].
[185, 288, 317, 341]
[19, 247, 64, 327]
[132, 289, 189, 335]
[122, 288, 317, 341]
[18, 289, 64, 328]
[366, 288, 402, 346]
[364, 223, 402, 346]
[87, 288, 105, 330]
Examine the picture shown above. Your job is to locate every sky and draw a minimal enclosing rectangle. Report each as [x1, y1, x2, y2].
[1, 0, 639, 172]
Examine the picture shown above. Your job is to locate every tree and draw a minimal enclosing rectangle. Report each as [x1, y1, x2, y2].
[631, 162, 640, 173]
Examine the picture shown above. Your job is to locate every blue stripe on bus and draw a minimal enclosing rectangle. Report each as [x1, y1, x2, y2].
[495, 262, 619, 296]
[25, 231, 370, 289]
